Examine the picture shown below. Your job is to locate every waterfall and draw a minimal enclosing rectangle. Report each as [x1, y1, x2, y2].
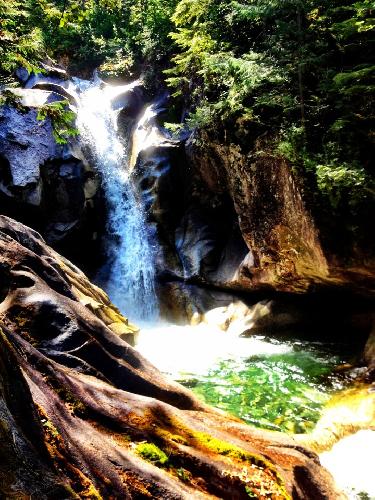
[73, 78, 158, 323]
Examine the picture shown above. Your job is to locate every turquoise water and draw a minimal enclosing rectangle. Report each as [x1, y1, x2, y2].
[136, 326, 350, 434]
[178, 339, 348, 434]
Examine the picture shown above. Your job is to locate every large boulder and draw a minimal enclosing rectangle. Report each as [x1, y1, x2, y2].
[0, 87, 101, 266]
[0, 215, 344, 499]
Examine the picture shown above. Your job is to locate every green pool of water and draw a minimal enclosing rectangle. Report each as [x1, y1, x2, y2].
[179, 339, 348, 434]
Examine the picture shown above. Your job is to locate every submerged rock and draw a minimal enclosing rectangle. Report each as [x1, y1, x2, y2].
[0, 215, 344, 499]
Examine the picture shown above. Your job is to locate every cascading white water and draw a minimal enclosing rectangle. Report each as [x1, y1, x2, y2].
[73, 78, 158, 323]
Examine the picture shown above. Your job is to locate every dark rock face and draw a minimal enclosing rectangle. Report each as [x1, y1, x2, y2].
[133, 142, 186, 280]
[0, 86, 102, 269]
[133, 133, 250, 288]
[134, 130, 325, 294]
[0, 215, 344, 499]
[184, 131, 375, 294]
[183, 132, 328, 292]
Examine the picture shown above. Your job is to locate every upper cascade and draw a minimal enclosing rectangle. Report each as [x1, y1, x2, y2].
[73, 76, 159, 323]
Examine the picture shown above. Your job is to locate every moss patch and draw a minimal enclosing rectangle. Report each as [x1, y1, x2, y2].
[192, 431, 290, 499]
[44, 375, 88, 417]
[135, 442, 169, 467]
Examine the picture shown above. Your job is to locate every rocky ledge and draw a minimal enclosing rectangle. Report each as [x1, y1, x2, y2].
[0, 215, 343, 499]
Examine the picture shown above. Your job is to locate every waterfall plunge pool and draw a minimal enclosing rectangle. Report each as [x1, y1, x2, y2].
[136, 323, 375, 498]
[136, 323, 352, 434]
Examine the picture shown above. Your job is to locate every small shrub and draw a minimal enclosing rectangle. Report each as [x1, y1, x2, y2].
[37, 100, 79, 145]
[0, 90, 27, 112]
[316, 163, 370, 209]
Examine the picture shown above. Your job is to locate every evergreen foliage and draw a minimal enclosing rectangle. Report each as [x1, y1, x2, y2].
[0, 0, 373, 224]
[0, 0, 44, 83]
[166, 0, 374, 220]
[37, 100, 79, 144]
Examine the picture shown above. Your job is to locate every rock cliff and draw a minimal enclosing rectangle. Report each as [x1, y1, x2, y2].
[0, 71, 102, 268]
[136, 127, 374, 296]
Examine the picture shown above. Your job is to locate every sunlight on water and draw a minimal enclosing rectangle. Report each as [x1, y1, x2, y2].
[137, 323, 292, 376]
[136, 323, 347, 434]
[74, 77, 158, 322]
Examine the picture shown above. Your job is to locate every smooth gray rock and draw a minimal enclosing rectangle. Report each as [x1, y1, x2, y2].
[0, 88, 100, 248]
[31, 82, 78, 105]
[15, 66, 30, 83]
[0, 92, 58, 205]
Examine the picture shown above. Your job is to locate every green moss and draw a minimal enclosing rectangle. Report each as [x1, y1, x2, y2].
[192, 431, 290, 498]
[194, 432, 267, 466]
[44, 376, 88, 417]
[135, 442, 169, 467]
[41, 418, 60, 438]
[37, 100, 79, 145]
[0, 419, 9, 433]
[176, 467, 192, 482]
[155, 428, 188, 445]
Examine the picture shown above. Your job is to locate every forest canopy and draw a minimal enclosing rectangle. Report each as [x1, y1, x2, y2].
[0, 0, 374, 221]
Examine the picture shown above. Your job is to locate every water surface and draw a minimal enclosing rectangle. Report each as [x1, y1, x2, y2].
[137, 325, 349, 433]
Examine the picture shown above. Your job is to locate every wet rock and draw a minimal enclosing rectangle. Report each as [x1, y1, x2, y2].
[133, 143, 186, 280]
[185, 132, 329, 292]
[175, 206, 249, 284]
[110, 83, 144, 115]
[0, 215, 344, 499]
[31, 82, 78, 105]
[15, 66, 30, 83]
[157, 282, 234, 324]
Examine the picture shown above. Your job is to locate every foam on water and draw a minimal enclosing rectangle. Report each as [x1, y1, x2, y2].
[320, 430, 375, 499]
[74, 78, 158, 322]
